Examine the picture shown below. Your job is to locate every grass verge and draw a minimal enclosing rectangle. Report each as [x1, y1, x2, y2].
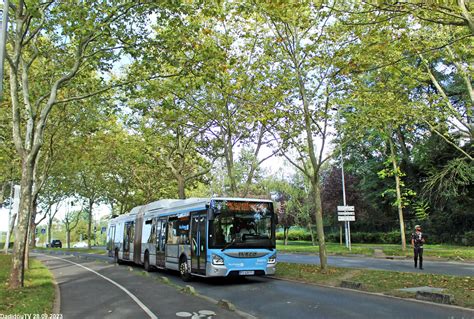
[276, 262, 474, 309]
[277, 241, 474, 261]
[0, 254, 55, 315]
[276, 241, 374, 256]
[34, 247, 107, 255]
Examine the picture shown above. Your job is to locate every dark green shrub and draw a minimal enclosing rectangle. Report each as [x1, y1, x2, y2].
[463, 231, 474, 246]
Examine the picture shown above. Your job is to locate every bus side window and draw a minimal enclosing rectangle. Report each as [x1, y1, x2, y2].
[161, 221, 167, 251]
[148, 219, 156, 244]
[167, 219, 179, 244]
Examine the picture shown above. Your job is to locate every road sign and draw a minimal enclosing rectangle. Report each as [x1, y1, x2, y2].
[101, 226, 106, 234]
[337, 206, 354, 212]
[338, 211, 355, 216]
[338, 216, 355, 222]
[41, 228, 46, 234]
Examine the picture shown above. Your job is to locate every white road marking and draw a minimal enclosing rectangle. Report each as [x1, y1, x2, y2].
[41, 254, 158, 319]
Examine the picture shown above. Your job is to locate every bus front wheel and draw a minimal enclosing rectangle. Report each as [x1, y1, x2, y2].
[179, 257, 192, 282]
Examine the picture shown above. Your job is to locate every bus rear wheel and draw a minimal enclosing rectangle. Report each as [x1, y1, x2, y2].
[144, 251, 151, 272]
[114, 249, 122, 265]
[179, 257, 192, 282]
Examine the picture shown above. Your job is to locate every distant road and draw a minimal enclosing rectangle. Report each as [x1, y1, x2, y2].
[278, 253, 474, 277]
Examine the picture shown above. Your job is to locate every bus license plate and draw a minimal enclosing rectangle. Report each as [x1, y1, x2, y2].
[239, 270, 254, 276]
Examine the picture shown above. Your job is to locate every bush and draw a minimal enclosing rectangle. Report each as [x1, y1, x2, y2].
[463, 231, 474, 246]
[276, 229, 312, 241]
[278, 230, 474, 246]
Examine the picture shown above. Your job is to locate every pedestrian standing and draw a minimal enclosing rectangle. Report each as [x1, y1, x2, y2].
[411, 225, 425, 270]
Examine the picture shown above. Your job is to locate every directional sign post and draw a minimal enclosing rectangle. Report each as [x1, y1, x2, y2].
[337, 206, 355, 250]
[338, 216, 355, 222]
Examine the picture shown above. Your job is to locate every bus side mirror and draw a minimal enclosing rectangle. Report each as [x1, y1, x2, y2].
[208, 208, 216, 221]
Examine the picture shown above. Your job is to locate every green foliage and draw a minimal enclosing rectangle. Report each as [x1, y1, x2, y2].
[464, 231, 474, 246]
[424, 158, 474, 200]
[276, 229, 312, 241]
[413, 200, 430, 221]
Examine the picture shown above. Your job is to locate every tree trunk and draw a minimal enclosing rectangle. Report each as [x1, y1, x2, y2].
[308, 222, 316, 246]
[29, 200, 37, 249]
[30, 223, 36, 248]
[311, 180, 328, 270]
[9, 158, 34, 288]
[25, 226, 30, 270]
[295, 65, 328, 271]
[177, 175, 186, 199]
[340, 224, 343, 246]
[88, 199, 93, 249]
[388, 131, 407, 251]
[224, 127, 237, 196]
[284, 227, 289, 246]
[67, 230, 71, 249]
[47, 217, 52, 245]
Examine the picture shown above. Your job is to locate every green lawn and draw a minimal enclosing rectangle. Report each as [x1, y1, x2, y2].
[276, 262, 474, 308]
[0, 254, 55, 315]
[35, 247, 108, 255]
[277, 241, 474, 261]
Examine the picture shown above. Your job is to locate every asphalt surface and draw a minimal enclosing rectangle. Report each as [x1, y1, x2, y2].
[278, 253, 474, 277]
[35, 250, 474, 319]
[34, 253, 242, 319]
[166, 275, 474, 319]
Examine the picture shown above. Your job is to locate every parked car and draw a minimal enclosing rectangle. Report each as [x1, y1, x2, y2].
[50, 239, 62, 248]
[72, 241, 88, 248]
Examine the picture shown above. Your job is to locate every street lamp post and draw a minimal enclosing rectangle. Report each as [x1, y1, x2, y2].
[335, 108, 351, 251]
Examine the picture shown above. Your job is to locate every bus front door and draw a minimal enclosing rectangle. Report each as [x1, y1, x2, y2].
[156, 219, 167, 268]
[191, 212, 207, 275]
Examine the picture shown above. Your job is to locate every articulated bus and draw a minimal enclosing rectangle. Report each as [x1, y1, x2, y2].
[106, 197, 277, 281]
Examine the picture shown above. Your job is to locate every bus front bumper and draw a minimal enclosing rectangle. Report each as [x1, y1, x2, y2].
[206, 262, 276, 277]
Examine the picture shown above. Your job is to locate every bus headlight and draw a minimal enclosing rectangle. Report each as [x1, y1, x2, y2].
[212, 254, 225, 265]
[268, 253, 276, 264]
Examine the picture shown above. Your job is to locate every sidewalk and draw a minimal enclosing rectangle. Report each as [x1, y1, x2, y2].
[35, 253, 245, 319]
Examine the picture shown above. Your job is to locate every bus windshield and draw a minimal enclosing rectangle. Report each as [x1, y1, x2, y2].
[209, 201, 275, 249]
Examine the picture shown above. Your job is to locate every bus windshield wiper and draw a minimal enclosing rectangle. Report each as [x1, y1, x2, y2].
[221, 238, 236, 252]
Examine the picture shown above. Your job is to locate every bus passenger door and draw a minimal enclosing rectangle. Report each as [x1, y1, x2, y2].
[156, 219, 167, 268]
[123, 221, 134, 260]
[191, 212, 207, 275]
[107, 225, 115, 256]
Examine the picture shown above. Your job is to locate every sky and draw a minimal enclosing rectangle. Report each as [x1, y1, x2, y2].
[0, 200, 111, 233]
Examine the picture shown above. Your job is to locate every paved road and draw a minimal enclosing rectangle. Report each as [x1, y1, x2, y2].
[165, 275, 474, 319]
[34, 253, 242, 319]
[35, 250, 474, 319]
[278, 253, 474, 277]
[48, 249, 474, 277]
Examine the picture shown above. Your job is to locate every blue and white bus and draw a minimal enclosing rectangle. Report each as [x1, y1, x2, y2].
[106, 197, 277, 281]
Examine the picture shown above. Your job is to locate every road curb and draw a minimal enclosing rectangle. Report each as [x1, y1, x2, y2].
[416, 291, 454, 304]
[271, 276, 474, 313]
[52, 276, 61, 315]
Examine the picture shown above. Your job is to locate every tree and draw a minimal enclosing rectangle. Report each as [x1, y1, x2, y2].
[63, 209, 83, 249]
[5, 2, 154, 288]
[252, 1, 354, 270]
